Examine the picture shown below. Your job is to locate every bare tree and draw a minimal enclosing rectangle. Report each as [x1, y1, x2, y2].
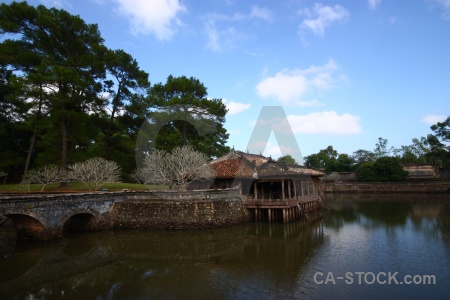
[130, 168, 145, 184]
[22, 165, 63, 191]
[69, 157, 122, 191]
[141, 146, 214, 191]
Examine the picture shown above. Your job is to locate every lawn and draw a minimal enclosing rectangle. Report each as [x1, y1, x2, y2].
[0, 182, 167, 193]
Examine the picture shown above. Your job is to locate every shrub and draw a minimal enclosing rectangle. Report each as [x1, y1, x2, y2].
[356, 162, 379, 182]
[22, 165, 63, 191]
[356, 157, 408, 182]
[68, 157, 121, 191]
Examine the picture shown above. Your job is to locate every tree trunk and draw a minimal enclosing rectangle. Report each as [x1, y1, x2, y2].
[23, 127, 37, 181]
[182, 121, 187, 146]
[103, 102, 117, 157]
[60, 115, 68, 187]
[22, 85, 44, 181]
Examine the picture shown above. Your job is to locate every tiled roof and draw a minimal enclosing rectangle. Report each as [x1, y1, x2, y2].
[210, 150, 324, 179]
[287, 165, 325, 177]
[210, 158, 253, 178]
[258, 161, 289, 176]
[239, 152, 269, 168]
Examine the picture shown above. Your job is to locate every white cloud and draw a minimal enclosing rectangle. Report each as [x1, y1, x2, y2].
[203, 7, 273, 52]
[115, 0, 186, 40]
[250, 5, 273, 22]
[422, 114, 447, 125]
[227, 129, 241, 135]
[204, 18, 245, 52]
[436, 0, 450, 19]
[255, 59, 339, 106]
[42, 0, 72, 9]
[368, 0, 382, 10]
[222, 99, 251, 115]
[263, 142, 298, 159]
[299, 3, 350, 37]
[286, 111, 362, 135]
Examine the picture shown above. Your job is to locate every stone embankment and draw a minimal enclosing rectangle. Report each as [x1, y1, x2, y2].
[322, 181, 450, 194]
[114, 189, 252, 230]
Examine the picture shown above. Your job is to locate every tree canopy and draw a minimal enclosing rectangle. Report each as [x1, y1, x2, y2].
[147, 75, 229, 158]
[277, 155, 297, 165]
[1, 1, 107, 177]
[0, 2, 153, 182]
[356, 157, 408, 182]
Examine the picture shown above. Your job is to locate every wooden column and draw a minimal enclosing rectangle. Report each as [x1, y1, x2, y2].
[293, 180, 298, 199]
[283, 209, 286, 223]
[254, 181, 258, 200]
[312, 179, 316, 195]
[281, 179, 285, 200]
[262, 182, 265, 200]
[288, 180, 291, 199]
[268, 208, 272, 222]
[300, 180, 304, 196]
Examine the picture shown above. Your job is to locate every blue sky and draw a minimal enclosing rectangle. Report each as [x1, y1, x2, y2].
[8, 0, 450, 160]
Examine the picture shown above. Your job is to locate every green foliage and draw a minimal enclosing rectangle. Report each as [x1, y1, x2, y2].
[148, 75, 229, 158]
[0, 2, 156, 182]
[356, 157, 408, 182]
[305, 146, 355, 172]
[374, 157, 408, 182]
[355, 162, 378, 182]
[430, 116, 450, 143]
[277, 155, 297, 165]
[352, 149, 376, 166]
[0, 1, 108, 173]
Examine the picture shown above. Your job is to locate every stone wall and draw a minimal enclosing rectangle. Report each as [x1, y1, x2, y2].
[322, 181, 450, 194]
[124, 189, 239, 201]
[114, 189, 251, 229]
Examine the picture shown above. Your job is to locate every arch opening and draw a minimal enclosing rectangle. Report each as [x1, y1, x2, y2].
[63, 213, 97, 235]
[3, 214, 45, 241]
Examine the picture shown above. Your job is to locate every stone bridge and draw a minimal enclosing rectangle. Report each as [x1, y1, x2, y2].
[0, 192, 126, 240]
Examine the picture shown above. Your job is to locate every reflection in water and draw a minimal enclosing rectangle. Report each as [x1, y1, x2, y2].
[1, 195, 450, 299]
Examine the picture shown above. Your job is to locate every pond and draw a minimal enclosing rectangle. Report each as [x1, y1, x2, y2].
[1, 194, 449, 299]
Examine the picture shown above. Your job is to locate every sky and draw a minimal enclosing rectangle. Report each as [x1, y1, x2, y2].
[4, 0, 450, 162]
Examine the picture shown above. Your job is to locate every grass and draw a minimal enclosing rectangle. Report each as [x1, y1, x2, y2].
[0, 182, 167, 193]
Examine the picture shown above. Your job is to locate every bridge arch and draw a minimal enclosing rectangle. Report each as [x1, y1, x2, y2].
[2, 213, 45, 240]
[62, 211, 99, 235]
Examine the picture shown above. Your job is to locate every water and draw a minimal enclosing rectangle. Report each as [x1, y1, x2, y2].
[1, 194, 449, 299]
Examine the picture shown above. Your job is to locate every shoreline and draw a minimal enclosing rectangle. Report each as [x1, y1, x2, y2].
[322, 181, 450, 194]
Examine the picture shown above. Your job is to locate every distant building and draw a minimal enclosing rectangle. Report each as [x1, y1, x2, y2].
[403, 164, 440, 179]
[189, 150, 325, 200]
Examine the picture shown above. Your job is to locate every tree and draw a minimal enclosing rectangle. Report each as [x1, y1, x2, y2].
[428, 116, 450, 168]
[373, 137, 394, 159]
[277, 155, 297, 165]
[305, 146, 339, 171]
[0, 65, 31, 182]
[0, 2, 107, 175]
[102, 49, 150, 157]
[356, 157, 408, 182]
[430, 116, 450, 145]
[335, 153, 355, 172]
[68, 157, 121, 191]
[141, 145, 214, 190]
[22, 164, 62, 191]
[352, 149, 376, 166]
[148, 75, 229, 158]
